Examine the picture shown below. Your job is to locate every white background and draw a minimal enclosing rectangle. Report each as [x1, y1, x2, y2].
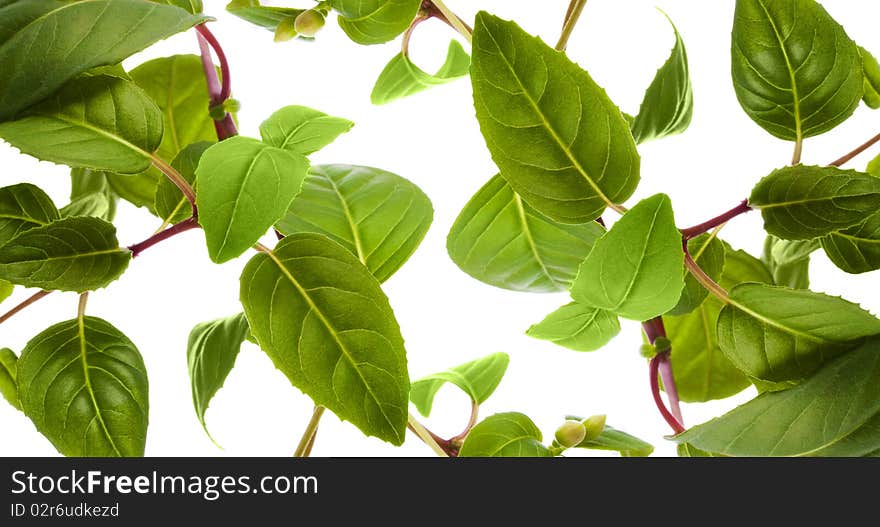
[2, 0, 879, 457]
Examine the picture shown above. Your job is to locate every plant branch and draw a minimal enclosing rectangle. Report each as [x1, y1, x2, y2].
[407, 414, 457, 457]
[196, 24, 238, 140]
[426, 0, 472, 42]
[649, 353, 685, 434]
[684, 245, 729, 302]
[402, 14, 429, 56]
[679, 199, 752, 240]
[127, 216, 200, 258]
[556, 0, 589, 52]
[293, 405, 325, 457]
[0, 290, 51, 326]
[830, 131, 880, 167]
[642, 318, 684, 426]
[150, 155, 197, 213]
[449, 401, 479, 446]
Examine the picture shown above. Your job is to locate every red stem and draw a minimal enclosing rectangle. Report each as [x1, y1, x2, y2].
[649, 353, 685, 435]
[680, 200, 752, 240]
[128, 217, 200, 258]
[196, 24, 231, 103]
[195, 24, 238, 140]
[407, 422, 459, 457]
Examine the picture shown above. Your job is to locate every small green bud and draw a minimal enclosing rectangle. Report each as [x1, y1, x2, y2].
[223, 98, 241, 114]
[581, 414, 606, 442]
[639, 343, 657, 359]
[654, 336, 672, 353]
[209, 104, 226, 121]
[274, 16, 298, 42]
[294, 9, 326, 37]
[554, 420, 587, 448]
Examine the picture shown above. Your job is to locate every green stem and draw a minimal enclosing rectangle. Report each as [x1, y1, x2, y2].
[407, 414, 450, 457]
[150, 155, 197, 213]
[556, 0, 589, 51]
[430, 0, 472, 43]
[293, 405, 325, 457]
[77, 291, 89, 319]
[684, 248, 729, 303]
[791, 135, 803, 165]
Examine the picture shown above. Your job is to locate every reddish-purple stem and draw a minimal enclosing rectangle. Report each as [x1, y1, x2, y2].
[649, 355, 685, 434]
[680, 200, 752, 240]
[128, 217, 200, 258]
[195, 24, 237, 140]
[643, 318, 685, 433]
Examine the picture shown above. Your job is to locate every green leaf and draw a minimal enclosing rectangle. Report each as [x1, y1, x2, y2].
[630, 13, 693, 144]
[410, 353, 509, 417]
[664, 300, 751, 403]
[155, 142, 210, 225]
[152, 0, 202, 14]
[570, 194, 684, 321]
[526, 302, 620, 352]
[276, 164, 432, 282]
[675, 337, 880, 456]
[130, 54, 217, 170]
[0, 183, 60, 245]
[677, 443, 722, 457]
[575, 425, 654, 457]
[372, 41, 470, 105]
[0, 217, 131, 293]
[0, 75, 163, 173]
[749, 165, 880, 240]
[822, 212, 880, 274]
[661, 244, 766, 403]
[60, 192, 113, 221]
[721, 244, 774, 286]
[0, 348, 20, 411]
[668, 233, 724, 316]
[107, 172, 159, 211]
[259, 106, 353, 156]
[460, 412, 551, 457]
[0, 279, 12, 304]
[859, 46, 880, 109]
[0, 0, 208, 122]
[240, 233, 409, 445]
[471, 12, 640, 223]
[447, 175, 604, 293]
[69, 168, 117, 221]
[187, 312, 250, 443]
[328, 0, 420, 45]
[195, 136, 310, 263]
[226, 1, 304, 31]
[730, 0, 862, 141]
[16, 316, 148, 457]
[717, 283, 880, 384]
[763, 235, 817, 289]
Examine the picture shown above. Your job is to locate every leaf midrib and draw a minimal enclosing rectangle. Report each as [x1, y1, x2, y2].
[322, 172, 367, 264]
[755, 0, 802, 141]
[1, 247, 125, 265]
[480, 25, 616, 210]
[513, 193, 561, 289]
[77, 315, 122, 456]
[260, 247, 399, 438]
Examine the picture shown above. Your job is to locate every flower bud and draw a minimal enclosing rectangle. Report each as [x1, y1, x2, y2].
[554, 420, 587, 448]
[639, 343, 656, 359]
[294, 9, 326, 37]
[581, 414, 606, 442]
[274, 16, 298, 43]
